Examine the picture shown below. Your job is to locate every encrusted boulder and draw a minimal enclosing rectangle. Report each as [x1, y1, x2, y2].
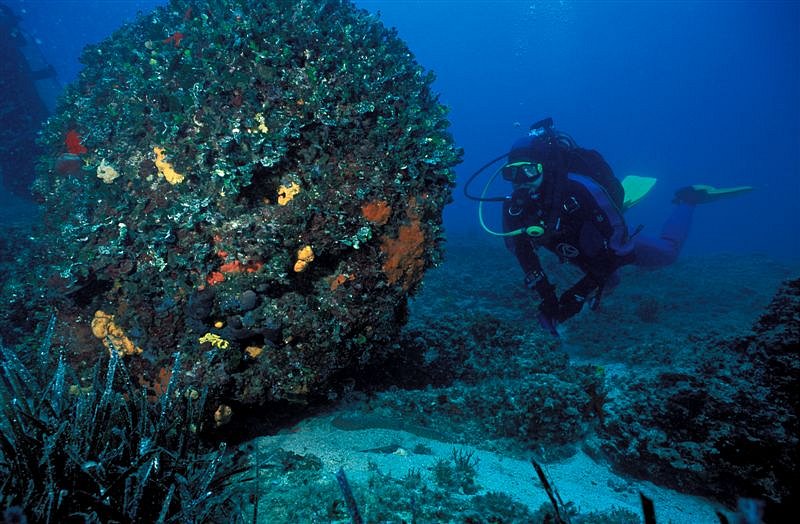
[31, 0, 460, 417]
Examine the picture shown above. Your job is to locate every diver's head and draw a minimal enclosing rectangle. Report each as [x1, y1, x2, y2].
[503, 135, 550, 192]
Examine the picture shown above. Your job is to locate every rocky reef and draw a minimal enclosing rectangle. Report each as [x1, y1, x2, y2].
[347, 240, 798, 518]
[591, 276, 800, 515]
[23, 0, 460, 421]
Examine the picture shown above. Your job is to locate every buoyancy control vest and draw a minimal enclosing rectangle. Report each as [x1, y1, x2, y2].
[565, 148, 625, 212]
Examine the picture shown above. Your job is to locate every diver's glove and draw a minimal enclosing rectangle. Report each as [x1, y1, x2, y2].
[536, 287, 560, 337]
[525, 271, 560, 336]
[557, 291, 587, 321]
[557, 274, 601, 321]
[537, 309, 559, 337]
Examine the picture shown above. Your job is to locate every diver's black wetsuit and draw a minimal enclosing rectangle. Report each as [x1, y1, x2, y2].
[503, 172, 636, 323]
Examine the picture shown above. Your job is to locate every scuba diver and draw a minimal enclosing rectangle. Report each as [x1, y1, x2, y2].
[464, 117, 752, 336]
[0, 2, 60, 199]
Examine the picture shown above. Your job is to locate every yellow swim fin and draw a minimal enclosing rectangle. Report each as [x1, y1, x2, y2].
[621, 175, 658, 210]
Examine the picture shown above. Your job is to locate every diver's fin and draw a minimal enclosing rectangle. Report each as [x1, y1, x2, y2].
[673, 184, 753, 205]
[621, 175, 657, 210]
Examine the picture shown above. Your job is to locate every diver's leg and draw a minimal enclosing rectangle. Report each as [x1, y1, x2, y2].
[633, 203, 695, 268]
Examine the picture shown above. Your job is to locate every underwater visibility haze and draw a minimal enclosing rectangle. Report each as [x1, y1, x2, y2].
[0, 1, 798, 523]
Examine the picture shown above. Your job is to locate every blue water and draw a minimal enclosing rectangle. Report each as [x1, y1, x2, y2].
[5, 0, 800, 259]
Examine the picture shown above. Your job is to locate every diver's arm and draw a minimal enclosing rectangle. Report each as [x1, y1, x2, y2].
[512, 236, 559, 317]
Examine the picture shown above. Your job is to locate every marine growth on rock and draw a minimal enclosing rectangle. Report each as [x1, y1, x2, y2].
[32, 0, 461, 420]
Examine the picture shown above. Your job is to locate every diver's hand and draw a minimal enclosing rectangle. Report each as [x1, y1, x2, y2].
[537, 299, 560, 337]
[558, 291, 586, 321]
[537, 311, 559, 337]
[533, 276, 559, 337]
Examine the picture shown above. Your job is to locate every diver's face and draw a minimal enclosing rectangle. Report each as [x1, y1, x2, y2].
[506, 162, 544, 193]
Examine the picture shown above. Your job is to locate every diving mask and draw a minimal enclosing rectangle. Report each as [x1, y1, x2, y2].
[502, 161, 543, 184]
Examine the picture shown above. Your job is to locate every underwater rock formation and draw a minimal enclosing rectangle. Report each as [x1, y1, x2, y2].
[592, 277, 799, 515]
[30, 0, 460, 419]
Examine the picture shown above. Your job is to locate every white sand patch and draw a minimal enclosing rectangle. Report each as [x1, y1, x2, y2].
[254, 411, 727, 523]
